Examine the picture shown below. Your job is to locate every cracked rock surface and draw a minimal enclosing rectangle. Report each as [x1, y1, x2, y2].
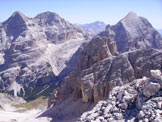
[79, 70, 162, 122]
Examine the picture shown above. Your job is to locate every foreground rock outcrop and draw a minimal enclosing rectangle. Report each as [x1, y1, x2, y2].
[79, 70, 162, 122]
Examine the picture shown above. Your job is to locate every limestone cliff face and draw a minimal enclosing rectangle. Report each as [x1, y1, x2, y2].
[77, 36, 117, 71]
[100, 12, 162, 52]
[48, 34, 162, 107]
[46, 12, 162, 121]
[0, 11, 90, 98]
[48, 36, 117, 106]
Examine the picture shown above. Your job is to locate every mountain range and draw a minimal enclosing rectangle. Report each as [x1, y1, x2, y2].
[100, 12, 162, 52]
[46, 12, 162, 121]
[0, 11, 162, 122]
[0, 11, 90, 99]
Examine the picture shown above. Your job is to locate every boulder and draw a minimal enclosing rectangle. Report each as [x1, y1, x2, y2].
[143, 82, 160, 98]
[79, 70, 162, 121]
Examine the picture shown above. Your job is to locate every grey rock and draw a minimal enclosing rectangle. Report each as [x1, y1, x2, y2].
[0, 11, 90, 98]
[0, 93, 26, 105]
[47, 12, 162, 121]
[79, 70, 162, 122]
[81, 21, 106, 35]
[143, 82, 160, 98]
[99, 12, 162, 52]
[48, 42, 162, 108]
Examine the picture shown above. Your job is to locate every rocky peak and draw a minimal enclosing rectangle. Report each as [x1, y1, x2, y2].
[120, 12, 152, 33]
[100, 12, 162, 52]
[35, 11, 68, 26]
[123, 12, 138, 20]
[3, 11, 28, 26]
[11, 11, 26, 18]
[35, 11, 59, 18]
[0, 11, 90, 99]
[2, 11, 29, 39]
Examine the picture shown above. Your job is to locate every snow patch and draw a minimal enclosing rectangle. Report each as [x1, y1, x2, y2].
[8, 81, 25, 97]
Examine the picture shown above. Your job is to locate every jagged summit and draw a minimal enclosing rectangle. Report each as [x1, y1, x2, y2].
[120, 12, 153, 31]
[0, 10, 90, 99]
[35, 11, 61, 19]
[1, 11, 30, 39]
[120, 12, 140, 24]
[124, 11, 137, 18]
[11, 11, 26, 18]
[3, 11, 29, 25]
[34, 11, 67, 26]
[100, 12, 162, 52]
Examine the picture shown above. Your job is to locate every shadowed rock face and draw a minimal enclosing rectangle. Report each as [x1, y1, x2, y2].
[2, 12, 30, 39]
[77, 36, 118, 71]
[48, 33, 162, 108]
[99, 12, 162, 52]
[0, 11, 90, 98]
[47, 33, 162, 121]
[43, 12, 162, 121]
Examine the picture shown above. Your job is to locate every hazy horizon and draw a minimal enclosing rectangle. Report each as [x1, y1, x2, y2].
[0, 0, 162, 29]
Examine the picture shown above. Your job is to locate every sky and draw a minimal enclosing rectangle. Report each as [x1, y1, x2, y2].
[0, 0, 162, 29]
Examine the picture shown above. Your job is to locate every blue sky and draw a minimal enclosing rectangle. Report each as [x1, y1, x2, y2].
[0, 0, 162, 29]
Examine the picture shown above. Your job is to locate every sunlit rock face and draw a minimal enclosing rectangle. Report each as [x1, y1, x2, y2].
[100, 12, 162, 52]
[48, 34, 162, 121]
[45, 12, 162, 121]
[0, 11, 90, 98]
[48, 35, 162, 107]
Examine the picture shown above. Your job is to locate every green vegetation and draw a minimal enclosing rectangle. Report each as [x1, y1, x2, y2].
[13, 96, 48, 113]
[24, 84, 56, 102]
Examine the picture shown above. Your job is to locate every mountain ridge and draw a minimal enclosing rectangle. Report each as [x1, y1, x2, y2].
[101, 12, 162, 52]
[0, 11, 90, 99]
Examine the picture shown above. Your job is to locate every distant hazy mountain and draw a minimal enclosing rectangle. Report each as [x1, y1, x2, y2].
[81, 21, 106, 35]
[99, 12, 162, 52]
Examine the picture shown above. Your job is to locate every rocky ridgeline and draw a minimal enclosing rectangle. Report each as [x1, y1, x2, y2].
[48, 35, 162, 107]
[46, 12, 162, 121]
[79, 70, 162, 122]
[0, 11, 90, 98]
[100, 12, 162, 52]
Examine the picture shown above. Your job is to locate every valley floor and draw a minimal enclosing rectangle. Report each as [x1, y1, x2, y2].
[0, 96, 52, 122]
[0, 105, 52, 122]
